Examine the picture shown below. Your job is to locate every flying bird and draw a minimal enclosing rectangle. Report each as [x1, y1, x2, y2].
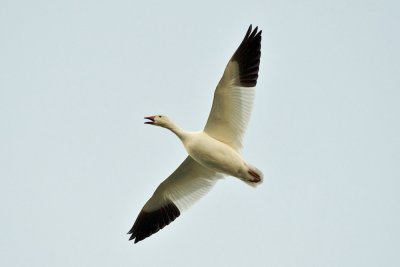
[128, 25, 263, 243]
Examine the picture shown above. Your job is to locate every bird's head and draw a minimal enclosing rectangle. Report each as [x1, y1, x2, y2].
[144, 115, 173, 128]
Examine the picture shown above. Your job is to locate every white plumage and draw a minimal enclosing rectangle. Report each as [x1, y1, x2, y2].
[128, 25, 263, 243]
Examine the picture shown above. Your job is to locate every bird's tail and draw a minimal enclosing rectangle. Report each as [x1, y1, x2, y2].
[242, 163, 264, 187]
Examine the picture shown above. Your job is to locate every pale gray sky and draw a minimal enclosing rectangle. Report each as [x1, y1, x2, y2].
[1, 0, 399, 266]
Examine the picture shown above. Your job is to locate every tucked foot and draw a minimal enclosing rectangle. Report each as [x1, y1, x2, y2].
[248, 169, 261, 183]
[240, 164, 263, 187]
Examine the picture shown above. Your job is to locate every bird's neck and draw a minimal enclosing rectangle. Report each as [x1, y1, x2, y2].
[165, 122, 188, 141]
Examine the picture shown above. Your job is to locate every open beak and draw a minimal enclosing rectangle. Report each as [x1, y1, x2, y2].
[144, 116, 155, 125]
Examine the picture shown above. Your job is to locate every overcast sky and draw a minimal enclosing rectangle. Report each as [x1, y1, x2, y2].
[1, 0, 399, 266]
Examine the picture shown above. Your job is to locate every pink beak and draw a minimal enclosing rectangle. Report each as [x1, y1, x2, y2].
[144, 116, 155, 125]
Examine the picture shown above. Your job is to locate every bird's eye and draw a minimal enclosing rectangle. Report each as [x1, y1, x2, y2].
[159, 116, 163, 118]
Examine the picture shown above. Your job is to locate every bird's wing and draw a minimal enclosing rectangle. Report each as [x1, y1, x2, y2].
[128, 156, 223, 243]
[204, 25, 262, 151]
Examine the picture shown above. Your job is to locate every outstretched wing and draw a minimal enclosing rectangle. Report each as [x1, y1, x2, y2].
[204, 25, 262, 151]
[128, 156, 223, 243]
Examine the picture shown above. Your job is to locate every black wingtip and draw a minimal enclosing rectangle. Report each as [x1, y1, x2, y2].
[245, 24, 253, 38]
[127, 200, 181, 243]
[231, 25, 262, 87]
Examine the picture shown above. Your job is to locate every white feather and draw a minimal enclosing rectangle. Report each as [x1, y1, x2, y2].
[142, 156, 224, 212]
[204, 61, 255, 151]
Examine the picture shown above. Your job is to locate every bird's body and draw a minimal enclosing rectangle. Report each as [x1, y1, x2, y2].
[128, 25, 263, 243]
[167, 125, 261, 184]
[185, 131, 246, 179]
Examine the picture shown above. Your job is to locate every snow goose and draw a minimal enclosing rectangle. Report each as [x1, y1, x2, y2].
[128, 25, 263, 243]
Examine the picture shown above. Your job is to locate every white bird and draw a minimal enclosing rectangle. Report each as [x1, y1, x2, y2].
[128, 25, 263, 243]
